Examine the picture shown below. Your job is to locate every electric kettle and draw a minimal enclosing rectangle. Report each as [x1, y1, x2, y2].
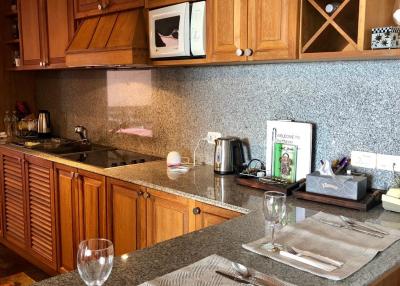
[214, 137, 245, 175]
[37, 110, 51, 138]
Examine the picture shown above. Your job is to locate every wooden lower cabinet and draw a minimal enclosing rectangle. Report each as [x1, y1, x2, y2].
[145, 188, 194, 247]
[55, 164, 77, 273]
[0, 148, 26, 250]
[193, 201, 241, 230]
[107, 179, 146, 256]
[56, 164, 107, 273]
[25, 155, 57, 271]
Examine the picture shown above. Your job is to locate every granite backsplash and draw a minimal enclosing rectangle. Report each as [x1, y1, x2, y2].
[35, 60, 400, 189]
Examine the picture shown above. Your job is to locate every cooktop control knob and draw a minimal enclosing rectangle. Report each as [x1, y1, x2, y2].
[111, 163, 118, 167]
[131, 160, 137, 164]
[139, 159, 145, 163]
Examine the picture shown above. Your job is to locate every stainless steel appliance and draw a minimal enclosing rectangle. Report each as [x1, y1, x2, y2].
[37, 110, 51, 138]
[214, 137, 245, 175]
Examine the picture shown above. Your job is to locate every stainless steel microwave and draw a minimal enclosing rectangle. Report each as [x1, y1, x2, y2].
[148, 1, 206, 59]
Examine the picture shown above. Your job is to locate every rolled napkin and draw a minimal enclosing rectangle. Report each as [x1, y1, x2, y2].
[243, 212, 400, 281]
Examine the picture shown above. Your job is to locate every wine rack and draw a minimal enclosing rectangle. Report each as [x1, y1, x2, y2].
[2, 0, 21, 69]
[300, 0, 398, 59]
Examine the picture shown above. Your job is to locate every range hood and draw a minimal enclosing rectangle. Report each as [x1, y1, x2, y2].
[66, 9, 148, 67]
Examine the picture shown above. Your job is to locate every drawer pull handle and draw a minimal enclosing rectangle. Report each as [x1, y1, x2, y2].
[193, 207, 201, 215]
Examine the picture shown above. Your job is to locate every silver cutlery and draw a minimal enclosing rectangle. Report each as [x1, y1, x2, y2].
[215, 270, 252, 284]
[319, 218, 385, 238]
[232, 262, 279, 286]
[279, 249, 337, 272]
[287, 246, 344, 268]
[339, 216, 389, 236]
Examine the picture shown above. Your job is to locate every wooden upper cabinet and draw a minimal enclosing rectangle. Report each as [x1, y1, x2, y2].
[45, 0, 75, 66]
[145, 189, 194, 247]
[24, 155, 57, 271]
[18, 0, 74, 69]
[74, 0, 144, 19]
[207, 0, 248, 62]
[0, 149, 26, 250]
[194, 201, 241, 231]
[247, 0, 299, 61]
[208, 0, 299, 63]
[107, 179, 145, 256]
[19, 0, 43, 67]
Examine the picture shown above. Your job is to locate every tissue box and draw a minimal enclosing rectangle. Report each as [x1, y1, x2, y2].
[371, 26, 400, 49]
[306, 172, 367, 200]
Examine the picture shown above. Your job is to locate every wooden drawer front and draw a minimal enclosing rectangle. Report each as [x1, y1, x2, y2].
[26, 162, 55, 266]
[2, 155, 26, 248]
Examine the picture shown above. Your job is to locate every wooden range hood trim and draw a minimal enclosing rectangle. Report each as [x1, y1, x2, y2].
[65, 9, 148, 67]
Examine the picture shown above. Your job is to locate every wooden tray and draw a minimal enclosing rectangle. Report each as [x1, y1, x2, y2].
[235, 177, 303, 195]
[293, 189, 382, 211]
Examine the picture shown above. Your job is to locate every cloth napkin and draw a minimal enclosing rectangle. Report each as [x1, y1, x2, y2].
[139, 254, 295, 286]
[243, 212, 400, 281]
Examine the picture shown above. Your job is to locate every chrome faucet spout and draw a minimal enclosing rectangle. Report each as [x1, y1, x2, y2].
[74, 126, 89, 143]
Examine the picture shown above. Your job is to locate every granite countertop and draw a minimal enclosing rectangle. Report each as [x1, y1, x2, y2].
[2, 144, 399, 286]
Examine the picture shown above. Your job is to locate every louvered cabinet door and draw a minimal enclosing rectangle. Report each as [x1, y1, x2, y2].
[0, 150, 27, 249]
[25, 155, 57, 270]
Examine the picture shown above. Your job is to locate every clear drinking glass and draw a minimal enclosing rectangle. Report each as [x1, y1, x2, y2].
[77, 239, 114, 286]
[263, 191, 287, 252]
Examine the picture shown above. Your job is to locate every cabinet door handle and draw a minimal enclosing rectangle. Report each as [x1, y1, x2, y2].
[39, 61, 43, 67]
[244, 48, 254, 57]
[193, 207, 201, 215]
[143, 192, 150, 199]
[235, 49, 244, 57]
[97, 1, 109, 10]
[73, 173, 80, 179]
[138, 191, 144, 196]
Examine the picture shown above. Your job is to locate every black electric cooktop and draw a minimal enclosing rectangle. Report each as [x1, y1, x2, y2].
[62, 149, 162, 168]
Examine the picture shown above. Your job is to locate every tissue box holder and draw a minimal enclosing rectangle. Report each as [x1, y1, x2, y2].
[371, 26, 400, 49]
[306, 172, 367, 200]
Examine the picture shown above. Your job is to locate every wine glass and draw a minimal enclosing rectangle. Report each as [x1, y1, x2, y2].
[77, 239, 114, 286]
[263, 191, 287, 252]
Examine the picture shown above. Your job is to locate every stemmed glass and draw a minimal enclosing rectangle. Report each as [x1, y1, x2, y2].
[77, 239, 114, 286]
[263, 191, 287, 252]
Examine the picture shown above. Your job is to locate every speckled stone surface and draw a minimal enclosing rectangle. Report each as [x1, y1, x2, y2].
[36, 60, 400, 189]
[35, 208, 400, 286]
[6, 144, 398, 286]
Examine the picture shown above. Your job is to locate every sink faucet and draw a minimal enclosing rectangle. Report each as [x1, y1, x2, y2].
[74, 126, 89, 143]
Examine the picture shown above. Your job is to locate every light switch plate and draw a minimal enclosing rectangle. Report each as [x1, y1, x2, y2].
[351, 151, 377, 169]
[207, 132, 222, 144]
[376, 154, 400, 172]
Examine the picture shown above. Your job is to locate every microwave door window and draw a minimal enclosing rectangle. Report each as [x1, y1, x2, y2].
[155, 16, 180, 50]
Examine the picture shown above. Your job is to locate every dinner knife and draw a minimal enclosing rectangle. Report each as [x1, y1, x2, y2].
[215, 270, 252, 284]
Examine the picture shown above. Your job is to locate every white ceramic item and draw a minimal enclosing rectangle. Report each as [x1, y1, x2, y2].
[167, 151, 182, 167]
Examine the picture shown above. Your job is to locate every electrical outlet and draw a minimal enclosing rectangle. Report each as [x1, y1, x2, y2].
[206, 132, 222, 144]
[376, 154, 400, 172]
[351, 151, 377, 169]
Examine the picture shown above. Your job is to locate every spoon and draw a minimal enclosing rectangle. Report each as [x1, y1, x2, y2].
[231, 262, 277, 286]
